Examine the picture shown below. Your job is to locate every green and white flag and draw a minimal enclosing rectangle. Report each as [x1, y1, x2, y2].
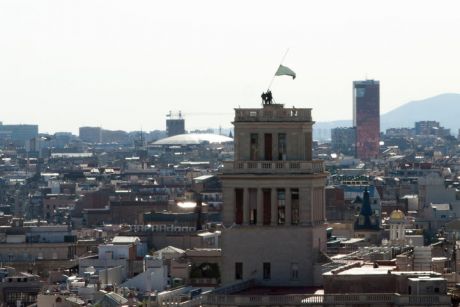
[275, 64, 296, 79]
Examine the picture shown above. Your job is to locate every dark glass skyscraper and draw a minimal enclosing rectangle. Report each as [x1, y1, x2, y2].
[353, 80, 380, 160]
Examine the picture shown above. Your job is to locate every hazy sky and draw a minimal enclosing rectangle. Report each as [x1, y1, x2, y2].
[1, 0, 460, 134]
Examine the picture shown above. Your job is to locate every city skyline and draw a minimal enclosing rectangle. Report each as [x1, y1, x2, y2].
[1, 0, 460, 134]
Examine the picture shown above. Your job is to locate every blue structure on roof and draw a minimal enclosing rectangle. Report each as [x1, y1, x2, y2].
[354, 187, 380, 230]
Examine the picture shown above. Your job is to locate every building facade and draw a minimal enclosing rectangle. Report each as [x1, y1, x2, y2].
[220, 103, 327, 287]
[79, 127, 102, 143]
[331, 127, 355, 155]
[0, 124, 38, 145]
[166, 112, 185, 137]
[353, 80, 380, 160]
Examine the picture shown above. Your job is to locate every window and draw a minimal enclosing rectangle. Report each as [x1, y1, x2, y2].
[263, 189, 271, 225]
[291, 189, 299, 225]
[235, 189, 243, 224]
[278, 133, 287, 160]
[263, 262, 271, 280]
[291, 263, 299, 280]
[249, 189, 257, 225]
[277, 189, 285, 224]
[250, 134, 258, 160]
[264, 133, 272, 160]
[356, 87, 365, 98]
[235, 262, 243, 280]
[250, 209, 257, 225]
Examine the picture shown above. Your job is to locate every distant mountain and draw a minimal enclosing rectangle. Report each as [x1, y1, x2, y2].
[380, 93, 460, 132]
[314, 93, 460, 140]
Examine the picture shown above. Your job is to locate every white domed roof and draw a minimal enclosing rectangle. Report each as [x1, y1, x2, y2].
[153, 133, 233, 146]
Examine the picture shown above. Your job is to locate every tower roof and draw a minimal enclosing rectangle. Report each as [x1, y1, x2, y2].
[389, 209, 405, 221]
[354, 187, 380, 230]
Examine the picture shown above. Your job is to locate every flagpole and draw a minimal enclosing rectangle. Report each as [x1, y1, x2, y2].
[267, 48, 290, 90]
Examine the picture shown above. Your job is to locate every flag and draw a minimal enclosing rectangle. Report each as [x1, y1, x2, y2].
[275, 65, 296, 79]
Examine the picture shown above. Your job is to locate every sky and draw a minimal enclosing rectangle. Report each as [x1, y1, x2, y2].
[1, 0, 460, 134]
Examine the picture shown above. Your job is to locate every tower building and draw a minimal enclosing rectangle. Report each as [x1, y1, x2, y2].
[79, 126, 102, 143]
[353, 80, 380, 160]
[389, 209, 406, 245]
[220, 102, 327, 286]
[166, 111, 185, 137]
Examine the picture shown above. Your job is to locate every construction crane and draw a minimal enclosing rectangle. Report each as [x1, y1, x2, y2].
[166, 111, 232, 118]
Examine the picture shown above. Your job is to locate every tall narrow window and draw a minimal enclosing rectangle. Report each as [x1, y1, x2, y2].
[278, 133, 287, 160]
[264, 133, 272, 160]
[235, 262, 243, 280]
[291, 263, 299, 280]
[263, 189, 271, 225]
[277, 189, 285, 224]
[249, 188, 257, 225]
[291, 189, 299, 225]
[235, 189, 243, 225]
[263, 262, 271, 280]
[250, 134, 258, 160]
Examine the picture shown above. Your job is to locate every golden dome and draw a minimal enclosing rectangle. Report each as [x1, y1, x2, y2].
[389, 209, 405, 221]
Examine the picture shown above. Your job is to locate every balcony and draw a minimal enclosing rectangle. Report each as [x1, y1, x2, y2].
[195, 280, 452, 306]
[202, 293, 452, 306]
[221, 160, 324, 174]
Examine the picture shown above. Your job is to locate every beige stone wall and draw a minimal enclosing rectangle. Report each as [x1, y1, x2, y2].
[221, 175, 326, 227]
[234, 122, 313, 161]
[221, 226, 323, 287]
[0, 243, 74, 261]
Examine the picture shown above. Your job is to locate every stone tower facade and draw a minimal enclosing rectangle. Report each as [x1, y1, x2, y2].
[220, 103, 327, 287]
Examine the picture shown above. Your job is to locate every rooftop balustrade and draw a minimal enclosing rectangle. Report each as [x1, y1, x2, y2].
[222, 160, 324, 174]
[201, 293, 451, 306]
[235, 106, 312, 122]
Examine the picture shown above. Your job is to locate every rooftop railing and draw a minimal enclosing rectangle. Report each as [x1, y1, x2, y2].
[222, 160, 324, 174]
[201, 293, 451, 306]
[234, 107, 312, 122]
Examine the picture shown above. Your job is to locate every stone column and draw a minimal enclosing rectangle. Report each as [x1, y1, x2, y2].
[257, 188, 264, 226]
[305, 131, 313, 161]
[321, 187, 327, 221]
[222, 187, 234, 226]
[243, 188, 250, 225]
[271, 188, 277, 226]
[285, 188, 292, 226]
[300, 187, 311, 225]
[390, 224, 396, 241]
